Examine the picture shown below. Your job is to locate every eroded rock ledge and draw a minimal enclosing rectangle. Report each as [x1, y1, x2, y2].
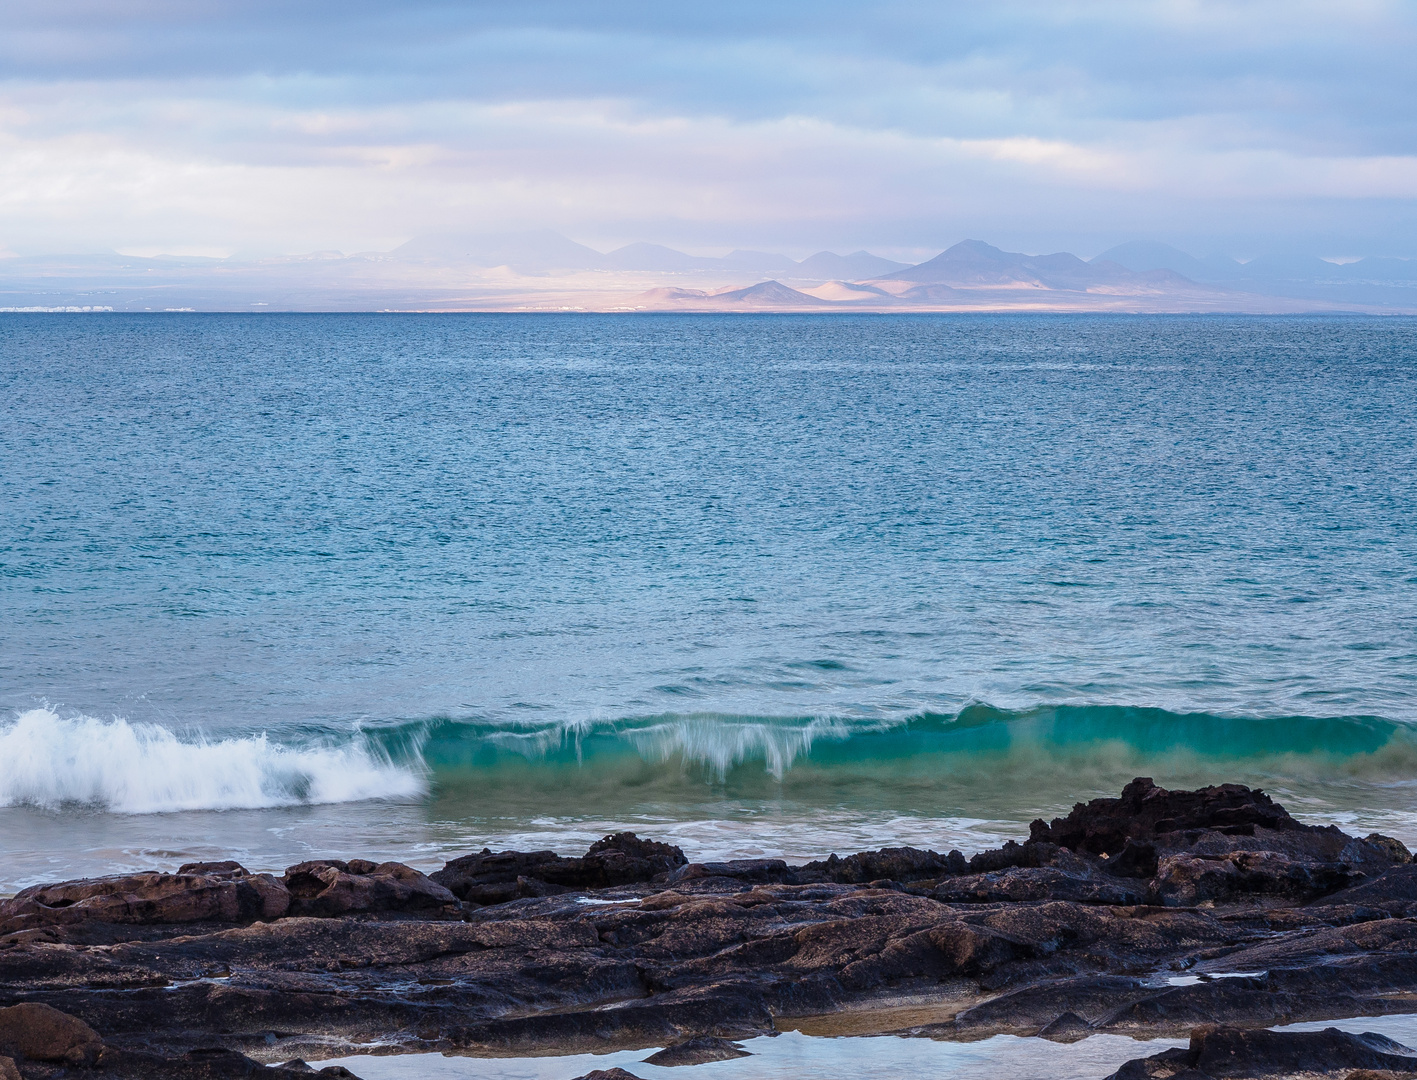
[5, 779, 1417, 1079]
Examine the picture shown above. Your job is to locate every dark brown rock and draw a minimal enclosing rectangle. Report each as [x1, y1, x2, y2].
[0, 1002, 104, 1064]
[0, 866, 293, 934]
[1108, 1025, 1417, 1079]
[432, 833, 686, 903]
[0, 1055, 17, 1080]
[1324, 865, 1417, 909]
[178, 861, 251, 878]
[1037, 1011, 1093, 1043]
[932, 865, 1145, 905]
[797, 847, 966, 884]
[531, 831, 686, 887]
[88, 1045, 365, 1078]
[1149, 851, 1356, 907]
[236, 873, 293, 921]
[1363, 835, 1413, 865]
[5, 871, 244, 926]
[570, 1070, 643, 1080]
[668, 860, 793, 885]
[1105, 840, 1161, 879]
[1032, 777, 1300, 855]
[968, 839, 1061, 874]
[282, 860, 456, 916]
[7, 782, 1417, 1066]
[643, 1035, 752, 1065]
[1148, 854, 1241, 907]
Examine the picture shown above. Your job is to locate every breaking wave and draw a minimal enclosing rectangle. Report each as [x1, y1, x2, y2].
[0, 707, 427, 813]
[372, 703, 1417, 816]
[6, 702, 1417, 818]
[390, 703, 1417, 779]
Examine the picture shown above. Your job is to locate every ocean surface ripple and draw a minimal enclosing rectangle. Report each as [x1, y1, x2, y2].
[2, 313, 1415, 887]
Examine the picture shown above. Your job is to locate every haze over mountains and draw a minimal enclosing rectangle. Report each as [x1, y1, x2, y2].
[2, 232, 1413, 313]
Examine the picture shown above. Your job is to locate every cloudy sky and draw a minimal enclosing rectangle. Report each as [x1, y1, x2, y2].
[2, 0, 1414, 259]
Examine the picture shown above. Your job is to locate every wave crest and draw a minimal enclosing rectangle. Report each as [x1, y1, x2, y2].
[0, 708, 427, 813]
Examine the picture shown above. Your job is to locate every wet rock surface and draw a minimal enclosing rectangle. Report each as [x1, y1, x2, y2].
[0, 1001, 361, 1079]
[431, 832, 687, 905]
[3, 781, 1417, 1077]
[642, 1036, 752, 1066]
[1107, 1025, 1417, 1079]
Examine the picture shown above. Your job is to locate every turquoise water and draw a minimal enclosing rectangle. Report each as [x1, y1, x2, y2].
[2, 313, 1416, 888]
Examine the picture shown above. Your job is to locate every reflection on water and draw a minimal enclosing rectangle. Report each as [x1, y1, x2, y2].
[317, 1030, 1189, 1080]
[316, 1017, 1417, 1080]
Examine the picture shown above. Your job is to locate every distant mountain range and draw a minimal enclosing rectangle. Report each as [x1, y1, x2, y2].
[0, 233, 1412, 313]
[1092, 240, 1417, 309]
[390, 230, 909, 279]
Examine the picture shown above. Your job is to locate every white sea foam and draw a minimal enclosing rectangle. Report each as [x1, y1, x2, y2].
[0, 707, 426, 814]
[626, 715, 859, 779]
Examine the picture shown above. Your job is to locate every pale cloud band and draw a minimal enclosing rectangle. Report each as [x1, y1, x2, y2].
[2, 0, 1413, 258]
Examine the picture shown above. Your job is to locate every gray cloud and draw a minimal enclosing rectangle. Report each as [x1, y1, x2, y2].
[1, 0, 1413, 257]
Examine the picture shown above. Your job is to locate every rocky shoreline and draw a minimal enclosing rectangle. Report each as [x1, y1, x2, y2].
[8, 779, 1417, 1078]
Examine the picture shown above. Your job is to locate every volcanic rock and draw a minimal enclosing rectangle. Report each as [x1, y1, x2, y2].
[1323, 865, 1417, 910]
[643, 1035, 752, 1065]
[0, 863, 295, 938]
[5, 871, 247, 928]
[1149, 851, 1355, 907]
[282, 860, 456, 916]
[178, 861, 252, 878]
[668, 860, 793, 885]
[570, 1070, 644, 1080]
[797, 847, 967, 883]
[0, 1002, 104, 1064]
[94, 1046, 366, 1078]
[1107, 1025, 1417, 1079]
[0, 1055, 17, 1080]
[431, 832, 686, 903]
[1037, 1010, 1093, 1043]
[1363, 834, 1414, 865]
[3, 780, 1417, 1067]
[1032, 777, 1300, 855]
[1104, 840, 1161, 879]
[968, 840, 1063, 873]
[931, 866, 1146, 905]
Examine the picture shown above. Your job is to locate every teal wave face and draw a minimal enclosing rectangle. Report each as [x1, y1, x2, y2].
[360, 705, 1417, 823]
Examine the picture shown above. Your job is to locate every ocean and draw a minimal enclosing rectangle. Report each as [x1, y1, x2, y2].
[2, 312, 1416, 892]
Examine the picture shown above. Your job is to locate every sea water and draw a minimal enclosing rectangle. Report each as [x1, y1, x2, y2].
[2, 313, 1416, 890]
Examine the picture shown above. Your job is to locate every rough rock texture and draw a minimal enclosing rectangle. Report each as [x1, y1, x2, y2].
[0, 858, 461, 944]
[3, 780, 1417, 1074]
[1148, 850, 1357, 907]
[797, 847, 968, 884]
[570, 1071, 643, 1080]
[642, 1036, 752, 1066]
[0, 1002, 103, 1064]
[0, 1002, 361, 1079]
[1, 868, 287, 933]
[431, 832, 687, 905]
[1031, 778, 1297, 853]
[668, 859, 793, 885]
[1031, 778, 1404, 873]
[1108, 1025, 1417, 1079]
[283, 860, 457, 917]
